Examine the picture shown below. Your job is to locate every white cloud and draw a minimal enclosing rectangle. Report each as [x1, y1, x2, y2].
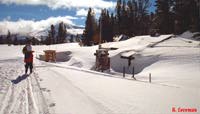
[76, 9, 88, 16]
[80, 17, 85, 19]
[93, 8, 101, 16]
[3, 16, 11, 21]
[67, 28, 83, 34]
[0, 16, 78, 35]
[76, 8, 101, 18]
[0, 0, 116, 9]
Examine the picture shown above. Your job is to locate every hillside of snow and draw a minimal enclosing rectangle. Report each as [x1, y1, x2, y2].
[0, 33, 199, 114]
[29, 23, 84, 39]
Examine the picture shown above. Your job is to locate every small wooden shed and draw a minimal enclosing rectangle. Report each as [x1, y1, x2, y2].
[44, 50, 56, 62]
[94, 49, 110, 71]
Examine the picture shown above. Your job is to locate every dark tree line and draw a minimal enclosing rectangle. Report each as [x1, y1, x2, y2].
[0, 30, 40, 45]
[83, 0, 200, 46]
[46, 21, 67, 45]
[154, 0, 174, 34]
[155, 0, 199, 34]
[173, 0, 200, 34]
[83, 0, 152, 45]
[1, 21, 68, 45]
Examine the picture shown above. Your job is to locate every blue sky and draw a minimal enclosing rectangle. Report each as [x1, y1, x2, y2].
[0, 0, 155, 26]
[0, 4, 83, 25]
[0, 0, 155, 35]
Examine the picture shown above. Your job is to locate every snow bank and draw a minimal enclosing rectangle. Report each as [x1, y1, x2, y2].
[111, 52, 159, 74]
[180, 31, 200, 40]
[0, 45, 24, 60]
[180, 31, 195, 38]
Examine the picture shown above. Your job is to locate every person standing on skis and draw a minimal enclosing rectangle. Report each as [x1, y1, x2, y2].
[23, 40, 34, 74]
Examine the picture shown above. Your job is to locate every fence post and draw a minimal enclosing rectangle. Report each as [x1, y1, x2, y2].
[132, 66, 135, 79]
[149, 73, 151, 83]
[123, 66, 125, 78]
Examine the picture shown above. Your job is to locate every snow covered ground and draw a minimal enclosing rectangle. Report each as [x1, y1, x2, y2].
[0, 33, 199, 114]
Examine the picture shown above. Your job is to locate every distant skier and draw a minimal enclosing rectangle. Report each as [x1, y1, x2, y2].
[22, 40, 34, 74]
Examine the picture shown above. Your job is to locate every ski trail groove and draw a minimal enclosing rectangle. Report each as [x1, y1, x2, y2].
[0, 58, 50, 114]
[29, 73, 50, 114]
[0, 84, 14, 114]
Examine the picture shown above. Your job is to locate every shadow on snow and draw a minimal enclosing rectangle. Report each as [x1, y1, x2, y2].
[11, 74, 29, 84]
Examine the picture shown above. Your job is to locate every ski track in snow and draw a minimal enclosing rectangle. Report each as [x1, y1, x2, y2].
[0, 58, 50, 114]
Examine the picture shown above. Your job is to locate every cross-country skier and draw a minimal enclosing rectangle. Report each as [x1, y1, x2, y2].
[22, 40, 34, 74]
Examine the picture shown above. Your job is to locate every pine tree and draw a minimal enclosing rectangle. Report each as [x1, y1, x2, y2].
[112, 14, 118, 36]
[7, 30, 11, 45]
[197, 0, 200, 30]
[136, 0, 151, 35]
[109, 13, 114, 41]
[116, 0, 122, 35]
[50, 25, 56, 44]
[13, 35, 18, 45]
[63, 24, 67, 42]
[120, 0, 129, 35]
[100, 9, 113, 42]
[46, 32, 51, 45]
[155, 0, 174, 34]
[100, 9, 107, 42]
[58, 22, 67, 43]
[174, 0, 199, 34]
[47, 24, 55, 44]
[127, 0, 136, 36]
[83, 8, 97, 45]
[0, 36, 3, 44]
[188, 0, 200, 32]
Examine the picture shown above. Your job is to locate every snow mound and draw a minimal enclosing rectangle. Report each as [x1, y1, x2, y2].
[113, 35, 129, 42]
[110, 52, 159, 74]
[66, 57, 83, 67]
[180, 31, 200, 40]
[38, 51, 72, 62]
[180, 31, 194, 38]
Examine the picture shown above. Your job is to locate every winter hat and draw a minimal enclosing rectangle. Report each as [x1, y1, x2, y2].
[26, 45, 32, 51]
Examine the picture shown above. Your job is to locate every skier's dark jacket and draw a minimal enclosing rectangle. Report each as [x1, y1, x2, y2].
[23, 46, 33, 63]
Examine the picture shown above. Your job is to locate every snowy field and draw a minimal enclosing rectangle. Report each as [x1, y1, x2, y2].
[0, 33, 200, 114]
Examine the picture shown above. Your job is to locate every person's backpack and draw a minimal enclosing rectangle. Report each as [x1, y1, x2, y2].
[22, 46, 27, 54]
